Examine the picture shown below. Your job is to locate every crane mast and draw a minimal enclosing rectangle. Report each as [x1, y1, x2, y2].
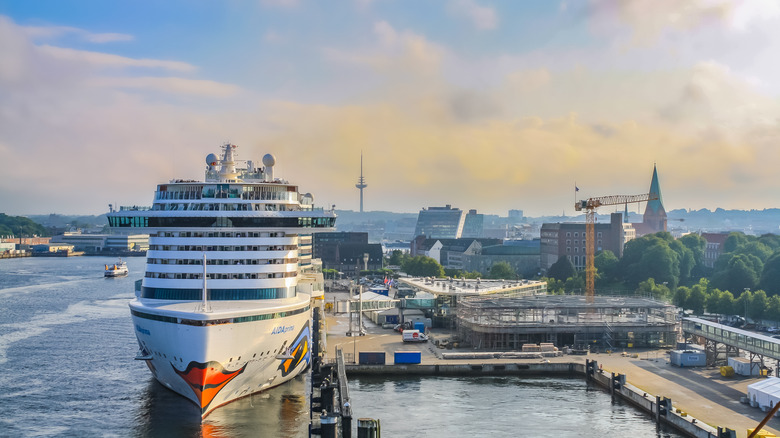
[574, 193, 658, 303]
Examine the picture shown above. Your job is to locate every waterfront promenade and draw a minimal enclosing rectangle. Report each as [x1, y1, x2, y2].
[324, 309, 780, 438]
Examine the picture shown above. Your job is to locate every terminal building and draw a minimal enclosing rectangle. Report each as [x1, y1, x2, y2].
[49, 232, 149, 253]
[413, 205, 466, 239]
[455, 295, 678, 350]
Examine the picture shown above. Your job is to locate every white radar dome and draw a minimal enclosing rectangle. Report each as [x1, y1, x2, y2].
[262, 154, 276, 167]
[206, 153, 219, 166]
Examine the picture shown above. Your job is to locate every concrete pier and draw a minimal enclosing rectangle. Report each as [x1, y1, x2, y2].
[325, 306, 780, 438]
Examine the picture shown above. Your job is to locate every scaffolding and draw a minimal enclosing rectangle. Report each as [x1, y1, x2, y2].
[455, 295, 679, 351]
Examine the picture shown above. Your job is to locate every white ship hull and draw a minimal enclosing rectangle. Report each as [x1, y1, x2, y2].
[131, 297, 312, 417]
[109, 143, 336, 418]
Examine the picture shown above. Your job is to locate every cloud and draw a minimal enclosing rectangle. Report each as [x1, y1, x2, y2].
[449, 0, 498, 30]
[259, 0, 298, 7]
[38, 45, 196, 72]
[323, 21, 444, 77]
[263, 29, 283, 43]
[2, 9, 780, 217]
[91, 76, 242, 97]
[22, 24, 134, 43]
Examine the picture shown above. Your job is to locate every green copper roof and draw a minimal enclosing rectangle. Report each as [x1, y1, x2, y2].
[647, 164, 664, 213]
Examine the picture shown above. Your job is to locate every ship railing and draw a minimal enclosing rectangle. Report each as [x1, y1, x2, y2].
[118, 206, 152, 211]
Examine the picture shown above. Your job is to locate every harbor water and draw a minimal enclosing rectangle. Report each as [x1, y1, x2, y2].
[1, 257, 683, 437]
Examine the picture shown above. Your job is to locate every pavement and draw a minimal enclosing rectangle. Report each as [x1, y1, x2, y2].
[322, 292, 780, 438]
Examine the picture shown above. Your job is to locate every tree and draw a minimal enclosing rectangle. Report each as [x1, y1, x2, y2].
[545, 278, 565, 294]
[715, 289, 736, 315]
[711, 254, 760, 293]
[767, 295, 780, 323]
[564, 275, 585, 293]
[724, 232, 750, 253]
[751, 290, 768, 321]
[669, 239, 694, 284]
[594, 250, 619, 283]
[387, 250, 408, 266]
[736, 290, 752, 320]
[673, 286, 690, 309]
[680, 234, 707, 279]
[488, 261, 516, 279]
[705, 289, 735, 315]
[760, 252, 780, 295]
[547, 255, 576, 282]
[620, 233, 681, 289]
[759, 234, 780, 253]
[400, 256, 445, 277]
[687, 286, 706, 315]
[637, 278, 671, 301]
[0, 213, 48, 237]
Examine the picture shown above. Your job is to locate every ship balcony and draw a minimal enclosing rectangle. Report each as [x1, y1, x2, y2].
[146, 250, 297, 260]
[149, 236, 298, 246]
[145, 263, 299, 275]
[143, 277, 298, 289]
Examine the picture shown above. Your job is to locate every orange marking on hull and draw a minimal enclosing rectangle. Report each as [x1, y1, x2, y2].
[173, 362, 245, 411]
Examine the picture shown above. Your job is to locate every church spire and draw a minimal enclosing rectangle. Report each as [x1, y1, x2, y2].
[646, 163, 664, 213]
[642, 164, 667, 233]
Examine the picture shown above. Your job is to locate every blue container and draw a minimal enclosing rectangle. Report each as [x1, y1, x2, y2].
[385, 314, 399, 325]
[414, 322, 425, 333]
[394, 351, 421, 364]
[358, 351, 386, 365]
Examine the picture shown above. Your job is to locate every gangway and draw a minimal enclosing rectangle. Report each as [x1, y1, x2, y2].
[682, 317, 780, 374]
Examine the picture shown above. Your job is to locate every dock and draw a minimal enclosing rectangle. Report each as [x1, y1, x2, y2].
[325, 307, 780, 438]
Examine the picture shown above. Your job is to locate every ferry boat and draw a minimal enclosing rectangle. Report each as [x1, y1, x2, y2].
[107, 144, 335, 417]
[104, 259, 128, 277]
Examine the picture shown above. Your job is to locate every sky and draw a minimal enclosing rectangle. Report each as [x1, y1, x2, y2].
[2, 0, 780, 217]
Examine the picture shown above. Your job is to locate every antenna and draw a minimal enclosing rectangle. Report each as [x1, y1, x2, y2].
[355, 151, 368, 213]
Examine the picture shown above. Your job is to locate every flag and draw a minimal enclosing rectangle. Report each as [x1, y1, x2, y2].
[383, 276, 388, 284]
[575, 185, 579, 192]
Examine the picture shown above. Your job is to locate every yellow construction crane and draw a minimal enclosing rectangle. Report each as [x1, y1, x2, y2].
[574, 193, 658, 303]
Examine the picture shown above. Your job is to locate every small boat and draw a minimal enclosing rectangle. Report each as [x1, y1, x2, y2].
[105, 259, 129, 277]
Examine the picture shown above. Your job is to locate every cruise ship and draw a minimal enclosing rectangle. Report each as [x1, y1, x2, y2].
[107, 144, 336, 417]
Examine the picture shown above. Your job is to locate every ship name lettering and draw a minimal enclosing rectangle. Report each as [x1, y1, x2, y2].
[271, 325, 294, 335]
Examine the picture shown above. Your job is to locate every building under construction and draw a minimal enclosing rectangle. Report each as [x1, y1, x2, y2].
[456, 295, 678, 350]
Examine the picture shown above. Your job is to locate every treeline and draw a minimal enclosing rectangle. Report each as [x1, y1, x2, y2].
[546, 231, 780, 321]
[0, 213, 49, 238]
[386, 250, 517, 279]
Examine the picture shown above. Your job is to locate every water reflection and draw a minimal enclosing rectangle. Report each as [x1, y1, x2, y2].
[132, 374, 310, 437]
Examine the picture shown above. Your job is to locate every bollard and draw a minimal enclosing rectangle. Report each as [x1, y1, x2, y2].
[357, 418, 380, 438]
[320, 413, 340, 438]
[342, 414, 352, 438]
[321, 384, 335, 412]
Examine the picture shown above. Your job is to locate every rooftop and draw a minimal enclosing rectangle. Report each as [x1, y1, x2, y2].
[398, 277, 546, 297]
